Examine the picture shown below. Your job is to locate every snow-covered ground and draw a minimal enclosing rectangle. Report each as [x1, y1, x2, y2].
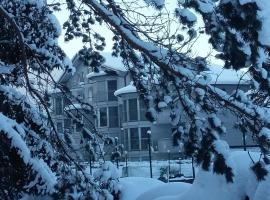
[118, 151, 270, 200]
[120, 177, 191, 200]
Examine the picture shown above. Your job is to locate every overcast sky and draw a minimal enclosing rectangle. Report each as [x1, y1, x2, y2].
[53, 1, 223, 65]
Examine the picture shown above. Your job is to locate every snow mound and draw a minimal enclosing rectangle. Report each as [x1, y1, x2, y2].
[137, 182, 191, 200]
[153, 151, 269, 200]
[120, 177, 163, 200]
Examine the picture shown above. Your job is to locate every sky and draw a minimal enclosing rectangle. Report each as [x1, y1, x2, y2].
[53, 1, 222, 65]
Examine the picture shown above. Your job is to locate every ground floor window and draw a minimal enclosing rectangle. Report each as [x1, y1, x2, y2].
[56, 122, 63, 133]
[99, 107, 107, 127]
[123, 127, 150, 151]
[130, 128, 139, 150]
[124, 129, 129, 151]
[109, 106, 119, 127]
[141, 127, 149, 150]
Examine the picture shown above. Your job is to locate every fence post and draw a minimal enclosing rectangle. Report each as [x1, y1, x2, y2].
[192, 157, 195, 179]
[147, 130, 153, 178]
[168, 150, 171, 182]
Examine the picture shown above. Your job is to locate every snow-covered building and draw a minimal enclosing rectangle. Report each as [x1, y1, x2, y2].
[51, 54, 254, 161]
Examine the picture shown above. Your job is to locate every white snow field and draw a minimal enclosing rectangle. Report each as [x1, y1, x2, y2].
[120, 177, 191, 200]
[119, 151, 270, 200]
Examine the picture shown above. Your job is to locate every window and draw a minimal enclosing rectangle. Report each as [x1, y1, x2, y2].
[99, 107, 107, 127]
[75, 122, 83, 132]
[107, 80, 117, 101]
[123, 100, 127, 122]
[55, 97, 63, 115]
[130, 128, 139, 150]
[97, 81, 106, 101]
[140, 100, 147, 121]
[129, 99, 138, 121]
[64, 118, 72, 129]
[124, 129, 129, 150]
[141, 127, 149, 150]
[63, 97, 70, 106]
[80, 72, 84, 82]
[77, 90, 84, 100]
[56, 122, 63, 133]
[88, 87, 93, 102]
[71, 115, 83, 132]
[109, 106, 119, 127]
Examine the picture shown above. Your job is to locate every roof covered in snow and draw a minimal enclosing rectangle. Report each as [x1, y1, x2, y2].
[64, 103, 91, 111]
[114, 82, 137, 96]
[86, 70, 107, 79]
[48, 88, 62, 94]
[56, 51, 250, 86]
[64, 103, 83, 111]
[207, 65, 250, 85]
[102, 52, 126, 72]
[56, 52, 127, 83]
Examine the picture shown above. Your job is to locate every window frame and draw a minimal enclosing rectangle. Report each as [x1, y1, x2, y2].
[56, 121, 63, 133]
[139, 99, 147, 121]
[107, 79, 118, 101]
[96, 81, 107, 102]
[140, 127, 150, 151]
[99, 107, 108, 127]
[88, 87, 93, 102]
[128, 98, 138, 121]
[122, 100, 127, 123]
[108, 106, 119, 128]
[55, 97, 63, 115]
[130, 128, 140, 151]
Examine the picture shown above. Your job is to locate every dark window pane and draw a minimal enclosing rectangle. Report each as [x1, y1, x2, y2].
[108, 80, 117, 101]
[124, 129, 129, 151]
[57, 122, 63, 133]
[130, 128, 139, 150]
[75, 122, 83, 132]
[99, 107, 107, 127]
[77, 90, 84, 100]
[64, 118, 72, 129]
[55, 98, 63, 115]
[140, 100, 147, 121]
[109, 106, 119, 127]
[88, 87, 93, 102]
[123, 100, 127, 122]
[63, 97, 70, 106]
[141, 127, 150, 150]
[129, 99, 138, 121]
[97, 81, 106, 102]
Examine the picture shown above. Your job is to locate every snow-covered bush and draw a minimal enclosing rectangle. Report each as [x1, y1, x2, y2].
[154, 151, 270, 200]
[94, 161, 121, 200]
[0, 1, 118, 199]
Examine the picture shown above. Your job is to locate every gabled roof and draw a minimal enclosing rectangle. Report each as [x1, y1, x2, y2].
[56, 52, 250, 85]
[57, 52, 127, 83]
[56, 54, 79, 84]
[86, 65, 127, 79]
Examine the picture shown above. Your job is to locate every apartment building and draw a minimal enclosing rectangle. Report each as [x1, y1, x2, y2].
[51, 54, 254, 160]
